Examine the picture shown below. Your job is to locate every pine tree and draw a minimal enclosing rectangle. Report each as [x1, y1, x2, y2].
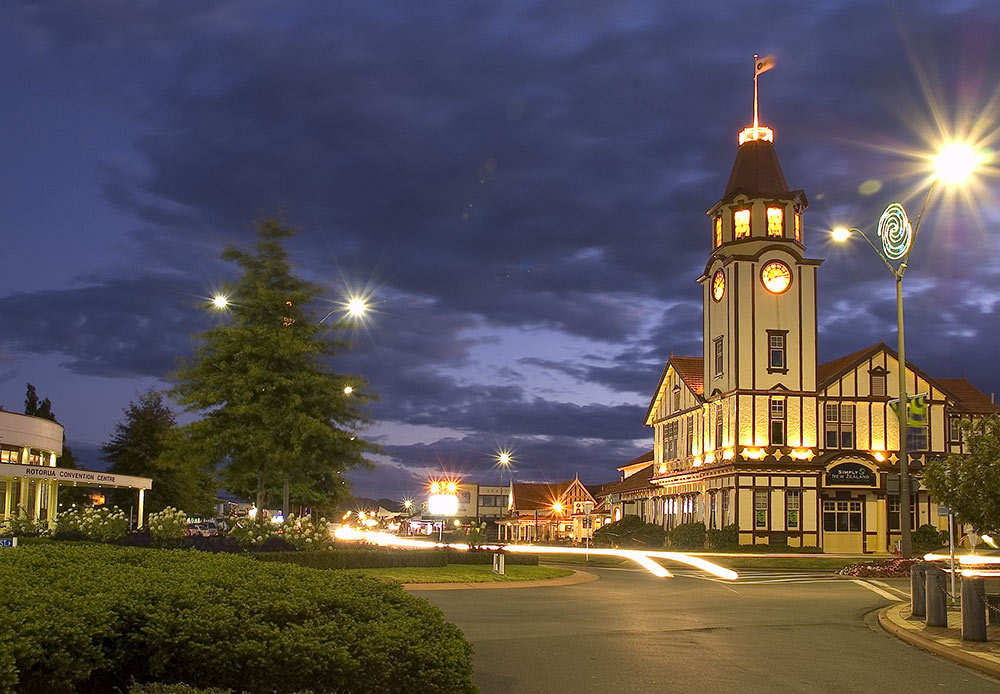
[102, 390, 215, 514]
[24, 383, 76, 469]
[170, 218, 375, 513]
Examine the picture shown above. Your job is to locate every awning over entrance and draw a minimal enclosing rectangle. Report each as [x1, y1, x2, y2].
[0, 463, 151, 490]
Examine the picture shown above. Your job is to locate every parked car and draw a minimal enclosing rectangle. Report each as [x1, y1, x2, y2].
[184, 521, 221, 537]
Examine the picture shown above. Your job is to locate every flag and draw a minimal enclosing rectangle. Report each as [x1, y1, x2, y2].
[889, 393, 928, 427]
[755, 55, 776, 76]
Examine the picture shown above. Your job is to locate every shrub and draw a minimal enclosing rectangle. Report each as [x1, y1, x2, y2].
[175, 535, 243, 553]
[442, 549, 538, 565]
[912, 524, 948, 551]
[226, 516, 278, 547]
[146, 507, 189, 545]
[594, 515, 646, 547]
[110, 531, 153, 548]
[0, 544, 476, 694]
[707, 524, 739, 549]
[56, 506, 128, 542]
[277, 513, 329, 550]
[2, 516, 46, 538]
[669, 522, 707, 550]
[131, 685, 232, 694]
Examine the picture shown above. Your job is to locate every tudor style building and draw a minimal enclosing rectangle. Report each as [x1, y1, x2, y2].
[642, 115, 998, 553]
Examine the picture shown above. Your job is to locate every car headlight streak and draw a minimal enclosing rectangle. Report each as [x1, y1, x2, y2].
[333, 528, 738, 580]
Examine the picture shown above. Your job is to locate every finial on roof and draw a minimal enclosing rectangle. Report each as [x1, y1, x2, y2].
[739, 54, 776, 145]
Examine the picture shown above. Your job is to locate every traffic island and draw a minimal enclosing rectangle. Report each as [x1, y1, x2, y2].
[879, 603, 1000, 679]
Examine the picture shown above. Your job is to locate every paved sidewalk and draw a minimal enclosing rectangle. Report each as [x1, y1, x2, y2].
[880, 603, 1000, 679]
[404, 569, 599, 591]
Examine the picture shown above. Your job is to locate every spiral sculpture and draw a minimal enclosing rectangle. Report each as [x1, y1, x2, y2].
[877, 202, 912, 261]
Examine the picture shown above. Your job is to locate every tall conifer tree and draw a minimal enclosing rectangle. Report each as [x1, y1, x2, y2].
[170, 219, 374, 513]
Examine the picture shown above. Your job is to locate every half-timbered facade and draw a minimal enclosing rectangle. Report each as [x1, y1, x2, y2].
[641, 113, 998, 554]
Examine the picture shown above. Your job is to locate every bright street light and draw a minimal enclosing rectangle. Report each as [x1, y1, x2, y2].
[347, 296, 367, 317]
[343, 385, 354, 395]
[933, 141, 982, 185]
[832, 142, 981, 558]
[212, 295, 229, 309]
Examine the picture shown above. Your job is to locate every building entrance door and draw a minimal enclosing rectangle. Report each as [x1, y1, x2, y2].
[821, 497, 864, 553]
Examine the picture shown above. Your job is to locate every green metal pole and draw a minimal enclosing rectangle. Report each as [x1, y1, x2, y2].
[897, 273, 912, 558]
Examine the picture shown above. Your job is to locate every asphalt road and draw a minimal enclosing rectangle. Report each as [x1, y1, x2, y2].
[419, 564, 1000, 694]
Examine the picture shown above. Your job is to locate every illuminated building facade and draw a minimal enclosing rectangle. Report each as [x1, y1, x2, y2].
[641, 117, 999, 553]
[498, 478, 610, 543]
[0, 411, 152, 529]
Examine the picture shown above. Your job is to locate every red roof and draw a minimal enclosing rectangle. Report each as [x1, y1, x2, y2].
[510, 480, 587, 512]
[936, 378, 1000, 415]
[671, 356, 704, 397]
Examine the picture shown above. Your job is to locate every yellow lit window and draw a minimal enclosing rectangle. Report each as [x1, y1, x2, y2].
[714, 216, 723, 247]
[767, 207, 783, 237]
[794, 213, 801, 242]
[734, 209, 750, 239]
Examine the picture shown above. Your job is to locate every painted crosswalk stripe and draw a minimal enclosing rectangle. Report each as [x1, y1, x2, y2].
[852, 579, 902, 601]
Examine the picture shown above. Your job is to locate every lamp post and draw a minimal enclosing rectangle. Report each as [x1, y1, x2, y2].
[497, 451, 512, 543]
[832, 141, 982, 558]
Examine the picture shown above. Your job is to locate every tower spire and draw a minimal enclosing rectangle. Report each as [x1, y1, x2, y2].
[740, 54, 775, 145]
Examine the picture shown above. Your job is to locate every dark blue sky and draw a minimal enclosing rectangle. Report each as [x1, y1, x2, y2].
[1, 1, 998, 501]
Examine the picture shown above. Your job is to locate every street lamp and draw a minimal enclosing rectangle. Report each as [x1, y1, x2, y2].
[318, 294, 369, 325]
[832, 141, 982, 558]
[496, 451, 512, 543]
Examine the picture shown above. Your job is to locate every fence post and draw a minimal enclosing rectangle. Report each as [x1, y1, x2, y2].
[961, 576, 988, 642]
[925, 566, 948, 627]
[910, 563, 927, 618]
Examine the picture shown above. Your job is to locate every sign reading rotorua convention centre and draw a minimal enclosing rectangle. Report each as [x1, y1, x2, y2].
[0, 463, 151, 490]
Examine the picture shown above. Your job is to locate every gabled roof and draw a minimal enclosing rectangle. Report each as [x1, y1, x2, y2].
[935, 378, 1000, 415]
[817, 342, 885, 387]
[510, 479, 594, 512]
[617, 449, 654, 474]
[644, 356, 704, 425]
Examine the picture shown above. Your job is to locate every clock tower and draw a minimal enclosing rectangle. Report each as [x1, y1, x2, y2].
[700, 112, 821, 452]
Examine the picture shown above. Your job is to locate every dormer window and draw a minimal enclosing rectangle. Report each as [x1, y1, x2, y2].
[767, 207, 783, 237]
[734, 209, 751, 239]
[714, 216, 723, 247]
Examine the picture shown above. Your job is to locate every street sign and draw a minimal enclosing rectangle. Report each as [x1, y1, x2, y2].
[0, 538, 17, 548]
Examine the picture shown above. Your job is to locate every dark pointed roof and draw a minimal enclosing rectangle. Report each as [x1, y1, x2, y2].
[723, 139, 790, 199]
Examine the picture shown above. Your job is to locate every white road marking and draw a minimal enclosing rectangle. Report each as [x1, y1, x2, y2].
[869, 579, 910, 597]
[852, 579, 902, 601]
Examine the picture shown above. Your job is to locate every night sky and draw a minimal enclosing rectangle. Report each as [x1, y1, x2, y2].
[1, 1, 998, 502]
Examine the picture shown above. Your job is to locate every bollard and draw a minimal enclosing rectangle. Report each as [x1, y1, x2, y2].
[987, 594, 1000, 627]
[910, 564, 927, 618]
[925, 566, 948, 627]
[961, 576, 988, 642]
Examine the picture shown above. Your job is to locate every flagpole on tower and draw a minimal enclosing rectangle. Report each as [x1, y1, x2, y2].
[753, 53, 760, 130]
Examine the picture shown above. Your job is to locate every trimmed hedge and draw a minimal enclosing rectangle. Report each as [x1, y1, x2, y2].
[254, 548, 449, 569]
[0, 544, 475, 694]
[669, 522, 707, 550]
[593, 515, 666, 548]
[441, 550, 537, 566]
[254, 548, 539, 570]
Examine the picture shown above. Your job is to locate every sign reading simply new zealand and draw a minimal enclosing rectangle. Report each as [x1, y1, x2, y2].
[825, 462, 877, 487]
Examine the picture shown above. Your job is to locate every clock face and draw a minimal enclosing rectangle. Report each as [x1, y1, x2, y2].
[761, 261, 792, 294]
[712, 270, 725, 302]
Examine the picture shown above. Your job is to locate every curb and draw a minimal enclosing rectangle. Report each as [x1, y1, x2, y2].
[403, 569, 599, 591]
[878, 604, 1000, 680]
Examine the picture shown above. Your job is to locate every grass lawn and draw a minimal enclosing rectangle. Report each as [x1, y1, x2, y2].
[344, 564, 574, 583]
[702, 555, 859, 571]
[536, 553, 628, 567]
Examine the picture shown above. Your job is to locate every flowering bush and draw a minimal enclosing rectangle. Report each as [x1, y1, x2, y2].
[838, 557, 922, 578]
[278, 513, 329, 550]
[56, 506, 128, 542]
[147, 507, 189, 545]
[1, 515, 47, 538]
[227, 516, 278, 547]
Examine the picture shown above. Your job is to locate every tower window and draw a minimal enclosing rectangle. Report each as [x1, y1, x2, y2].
[794, 213, 801, 242]
[715, 403, 724, 449]
[767, 207, 784, 237]
[734, 209, 751, 239]
[714, 336, 724, 377]
[714, 216, 723, 248]
[770, 398, 785, 446]
[767, 330, 787, 373]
